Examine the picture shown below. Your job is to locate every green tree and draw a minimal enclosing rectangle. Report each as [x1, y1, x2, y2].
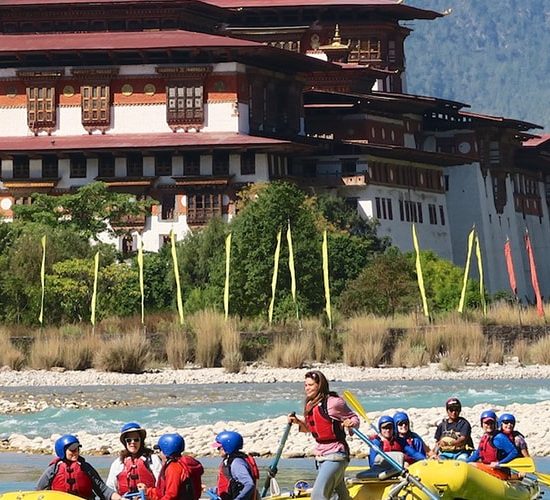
[339, 249, 418, 317]
[12, 182, 152, 239]
[229, 182, 324, 317]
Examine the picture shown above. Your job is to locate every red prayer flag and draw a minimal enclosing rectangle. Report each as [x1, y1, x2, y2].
[504, 239, 517, 296]
[524, 231, 545, 317]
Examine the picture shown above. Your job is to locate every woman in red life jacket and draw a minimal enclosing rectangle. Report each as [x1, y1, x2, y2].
[368, 416, 425, 468]
[138, 433, 202, 500]
[107, 422, 162, 495]
[466, 410, 518, 467]
[36, 434, 122, 500]
[288, 370, 359, 500]
[498, 413, 530, 457]
[212, 431, 259, 500]
[392, 411, 434, 463]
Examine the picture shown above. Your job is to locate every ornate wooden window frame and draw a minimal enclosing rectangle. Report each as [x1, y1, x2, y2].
[187, 191, 222, 226]
[17, 70, 64, 135]
[157, 66, 211, 131]
[72, 68, 119, 133]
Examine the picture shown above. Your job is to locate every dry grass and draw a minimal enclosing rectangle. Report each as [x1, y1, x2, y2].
[392, 329, 429, 367]
[221, 319, 242, 373]
[482, 303, 546, 326]
[165, 327, 189, 369]
[342, 315, 389, 367]
[528, 335, 550, 364]
[486, 339, 505, 364]
[29, 330, 65, 369]
[511, 339, 531, 364]
[94, 331, 151, 373]
[98, 315, 145, 335]
[424, 326, 446, 361]
[438, 351, 464, 371]
[265, 335, 309, 368]
[440, 317, 486, 364]
[62, 334, 100, 370]
[189, 310, 224, 368]
[0, 333, 26, 370]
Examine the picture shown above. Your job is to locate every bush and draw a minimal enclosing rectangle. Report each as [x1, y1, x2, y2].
[94, 332, 151, 373]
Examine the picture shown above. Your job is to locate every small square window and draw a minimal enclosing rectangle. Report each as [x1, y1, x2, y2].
[240, 152, 256, 175]
[155, 153, 172, 177]
[70, 156, 87, 178]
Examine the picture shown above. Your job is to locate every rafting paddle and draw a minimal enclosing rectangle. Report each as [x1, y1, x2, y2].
[343, 390, 440, 500]
[496, 457, 550, 487]
[261, 412, 295, 497]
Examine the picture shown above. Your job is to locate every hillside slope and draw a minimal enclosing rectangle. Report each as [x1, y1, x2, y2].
[405, 0, 550, 131]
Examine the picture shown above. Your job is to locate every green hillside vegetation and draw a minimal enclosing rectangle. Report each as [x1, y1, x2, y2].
[406, 0, 550, 131]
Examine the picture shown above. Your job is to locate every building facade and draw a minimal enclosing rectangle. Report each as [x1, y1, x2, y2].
[0, 0, 548, 302]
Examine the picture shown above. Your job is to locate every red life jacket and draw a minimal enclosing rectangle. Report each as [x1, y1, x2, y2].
[179, 455, 204, 500]
[50, 458, 93, 499]
[305, 395, 347, 449]
[380, 437, 403, 453]
[217, 452, 259, 500]
[117, 455, 156, 494]
[478, 432, 500, 464]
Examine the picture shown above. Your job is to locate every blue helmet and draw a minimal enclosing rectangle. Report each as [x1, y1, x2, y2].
[157, 433, 185, 457]
[498, 413, 516, 427]
[393, 411, 409, 426]
[215, 431, 243, 454]
[480, 410, 497, 424]
[378, 415, 394, 432]
[120, 422, 147, 445]
[55, 434, 80, 459]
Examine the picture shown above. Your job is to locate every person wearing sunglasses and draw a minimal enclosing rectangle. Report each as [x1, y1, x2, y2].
[393, 411, 434, 463]
[367, 416, 425, 470]
[433, 397, 473, 461]
[467, 410, 518, 467]
[288, 370, 359, 500]
[106, 422, 162, 495]
[498, 413, 530, 457]
[36, 434, 122, 500]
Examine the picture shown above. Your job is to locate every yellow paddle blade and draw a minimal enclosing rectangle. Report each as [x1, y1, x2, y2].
[535, 471, 550, 487]
[507, 457, 535, 472]
[342, 390, 371, 424]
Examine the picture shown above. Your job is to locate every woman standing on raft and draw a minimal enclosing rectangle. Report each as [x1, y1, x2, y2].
[288, 370, 359, 500]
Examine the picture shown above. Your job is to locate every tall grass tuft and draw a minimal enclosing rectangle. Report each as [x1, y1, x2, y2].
[424, 326, 446, 362]
[392, 329, 429, 367]
[165, 326, 189, 369]
[0, 333, 26, 370]
[189, 310, 224, 367]
[63, 334, 100, 370]
[29, 330, 65, 369]
[221, 319, 242, 373]
[528, 335, 550, 364]
[441, 317, 486, 364]
[483, 302, 546, 326]
[342, 315, 389, 367]
[511, 339, 530, 364]
[94, 331, 151, 373]
[265, 335, 309, 368]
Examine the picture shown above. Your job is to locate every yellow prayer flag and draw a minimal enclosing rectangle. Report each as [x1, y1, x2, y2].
[224, 232, 232, 320]
[286, 222, 299, 320]
[412, 225, 430, 318]
[171, 230, 184, 325]
[475, 234, 487, 316]
[322, 229, 332, 329]
[268, 229, 282, 325]
[39, 235, 46, 325]
[458, 227, 476, 313]
[90, 251, 99, 326]
[137, 234, 145, 325]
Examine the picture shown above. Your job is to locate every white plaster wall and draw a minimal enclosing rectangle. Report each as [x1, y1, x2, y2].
[232, 153, 270, 183]
[203, 102, 238, 132]
[0, 108, 30, 136]
[110, 104, 172, 134]
[403, 133, 416, 149]
[238, 103, 250, 134]
[444, 163, 550, 300]
[356, 184, 453, 260]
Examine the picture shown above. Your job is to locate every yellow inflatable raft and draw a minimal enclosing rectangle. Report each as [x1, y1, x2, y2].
[0, 493, 80, 500]
[270, 460, 541, 500]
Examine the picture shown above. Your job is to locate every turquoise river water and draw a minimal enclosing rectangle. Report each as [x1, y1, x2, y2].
[1, 378, 550, 493]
